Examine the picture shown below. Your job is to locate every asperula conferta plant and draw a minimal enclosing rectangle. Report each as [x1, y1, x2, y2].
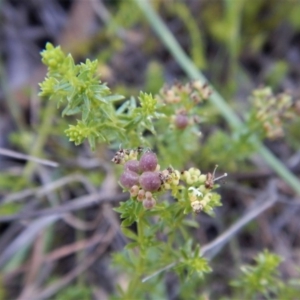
[112, 147, 226, 214]
[156, 80, 212, 131]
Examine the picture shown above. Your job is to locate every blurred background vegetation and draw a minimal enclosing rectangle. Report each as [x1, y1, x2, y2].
[0, 0, 300, 299]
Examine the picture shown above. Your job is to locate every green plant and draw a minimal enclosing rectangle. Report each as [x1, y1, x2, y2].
[39, 43, 226, 298]
[2, 2, 300, 298]
[136, 0, 300, 197]
[199, 86, 300, 171]
[231, 250, 300, 300]
[39, 42, 300, 298]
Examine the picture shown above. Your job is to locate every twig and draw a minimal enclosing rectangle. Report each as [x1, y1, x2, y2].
[200, 184, 278, 259]
[61, 211, 103, 231]
[1, 173, 96, 204]
[4, 224, 114, 281]
[0, 147, 59, 168]
[16, 233, 45, 300]
[44, 226, 113, 263]
[0, 192, 129, 223]
[31, 226, 117, 300]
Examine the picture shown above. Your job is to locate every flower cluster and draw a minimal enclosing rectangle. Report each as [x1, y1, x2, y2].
[112, 149, 161, 209]
[181, 166, 226, 214]
[250, 87, 300, 139]
[112, 148, 224, 214]
[112, 148, 183, 209]
[156, 80, 212, 130]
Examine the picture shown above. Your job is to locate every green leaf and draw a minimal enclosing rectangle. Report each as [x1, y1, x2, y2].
[182, 219, 199, 228]
[143, 118, 156, 134]
[82, 106, 90, 122]
[94, 93, 108, 104]
[55, 81, 72, 93]
[83, 93, 91, 111]
[62, 106, 81, 116]
[124, 242, 139, 250]
[121, 218, 136, 227]
[116, 100, 131, 114]
[124, 116, 143, 130]
[104, 94, 125, 102]
[88, 135, 96, 151]
[121, 228, 138, 240]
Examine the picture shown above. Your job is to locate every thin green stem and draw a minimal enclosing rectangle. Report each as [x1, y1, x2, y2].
[124, 213, 146, 297]
[137, 212, 146, 259]
[135, 0, 300, 196]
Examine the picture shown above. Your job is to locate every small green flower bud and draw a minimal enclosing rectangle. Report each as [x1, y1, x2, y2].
[181, 171, 189, 180]
[198, 185, 206, 193]
[202, 193, 212, 206]
[186, 176, 195, 185]
[164, 183, 171, 190]
[198, 174, 207, 184]
[189, 167, 201, 176]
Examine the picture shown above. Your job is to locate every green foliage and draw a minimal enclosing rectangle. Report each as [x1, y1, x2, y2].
[54, 283, 92, 300]
[144, 61, 164, 93]
[264, 60, 289, 88]
[114, 198, 142, 227]
[108, 0, 144, 35]
[198, 0, 300, 95]
[231, 250, 300, 299]
[39, 44, 223, 298]
[0, 173, 26, 191]
[168, 1, 206, 69]
[231, 250, 282, 297]
[176, 240, 212, 279]
[40, 44, 184, 151]
[286, 117, 300, 151]
[39, 43, 126, 150]
[0, 202, 23, 216]
[153, 81, 212, 168]
[0, 276, 6, 300]
[39, 44, 300, 299]
[199, 86, 300, 171]
[110, 155, 222, 298]
[40, 44, 213, 167]
[111, 207, 212, 298]
[3, 1, 300, 297]
[246, 87, 298, 140]
[200, 130, 255, 172]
